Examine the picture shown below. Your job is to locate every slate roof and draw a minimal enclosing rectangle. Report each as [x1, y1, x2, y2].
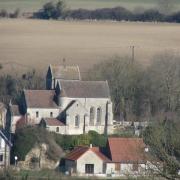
[50, 65, 81, 80]
[65, 146, 110, 162]
[43, 118, 65, 126]
[24, 90, 58, 108]
[107, 137, 146, 163]
[59, 80, 110, 98]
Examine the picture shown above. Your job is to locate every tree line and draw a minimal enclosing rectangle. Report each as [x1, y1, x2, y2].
[32, 0, 180, 23]
[86, 53, 180, 122]
[0, 70, 45, 106]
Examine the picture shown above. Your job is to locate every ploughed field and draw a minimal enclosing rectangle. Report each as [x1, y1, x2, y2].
[0, 19, 180, 74]
[2, 0, 180, 12]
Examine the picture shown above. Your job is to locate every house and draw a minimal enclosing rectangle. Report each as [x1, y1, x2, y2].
[65, 137, 148, 176]
[22, 64, 113, 135]
[7, 104, 26, 134]
[0, 129, 12, 168]
[0, 103, 7, 129]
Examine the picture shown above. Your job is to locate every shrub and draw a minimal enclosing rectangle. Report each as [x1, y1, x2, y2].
[0, 9, 8, 18]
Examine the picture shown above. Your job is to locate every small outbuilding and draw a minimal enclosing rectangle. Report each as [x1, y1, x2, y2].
[65, 137, 148, 177]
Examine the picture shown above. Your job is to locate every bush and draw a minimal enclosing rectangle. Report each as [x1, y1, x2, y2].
[0, 9, 8, 18]
[54, 131, 107, 150]
[36, 0, 66, 19]
[12, 126, 62, 161]
[166, 11, 180, 23]
[135, 9, 164, 22]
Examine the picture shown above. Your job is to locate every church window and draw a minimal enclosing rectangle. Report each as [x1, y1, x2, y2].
[75, 115, 80, 127]
[90, 107, 95, 125]
[97, 107, 102, 124]
[50, 112, 53, 117]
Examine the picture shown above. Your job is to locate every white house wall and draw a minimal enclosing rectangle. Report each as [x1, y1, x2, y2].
[27, 108, 60, 124]
[0, 137, 10, 167]
[76, 150, 104, 175]
[106, 163, 146, 176]
[46, 125, 66, 134]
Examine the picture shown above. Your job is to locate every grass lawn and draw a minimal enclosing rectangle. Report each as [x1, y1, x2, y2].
[0, 0, 180, 12]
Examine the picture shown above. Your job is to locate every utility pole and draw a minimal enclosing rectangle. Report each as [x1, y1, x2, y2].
[63, 58, 66, 68]
[130, 46, 135, 63]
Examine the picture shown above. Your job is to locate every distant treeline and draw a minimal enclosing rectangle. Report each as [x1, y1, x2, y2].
[1, 2, 180, 23]
[64, 7, 180, 23]
[31, 1, 180, 23]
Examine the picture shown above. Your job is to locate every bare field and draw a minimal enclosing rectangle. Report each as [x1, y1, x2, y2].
[0, 19, 180, 75]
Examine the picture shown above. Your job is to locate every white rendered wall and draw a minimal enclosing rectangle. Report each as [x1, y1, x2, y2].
[27, 108, 60, 124]
[76, 150, 104, 174]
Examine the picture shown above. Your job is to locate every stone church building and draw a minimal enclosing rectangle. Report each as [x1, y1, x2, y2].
[22, 64, 113, 135]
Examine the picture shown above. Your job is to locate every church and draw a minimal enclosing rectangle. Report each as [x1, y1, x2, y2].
[22, 64, 114, 135]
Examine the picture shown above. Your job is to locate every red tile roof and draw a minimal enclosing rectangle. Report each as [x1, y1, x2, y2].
[24, 90, 58, 108]
[43, 118, 65, 126]
[65, 146, 110, 162]
[107, 137, 146, 163]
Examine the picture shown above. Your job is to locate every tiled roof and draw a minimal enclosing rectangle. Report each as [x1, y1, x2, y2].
[65, 146, 110, 162]
[51, 65, 81, 80]
[59, 80, 110, 98]
[24, 90, 58, 108]
[107, 137, 146, 163]
[43, 118, 65, 126]
[11, 105, 21, 116]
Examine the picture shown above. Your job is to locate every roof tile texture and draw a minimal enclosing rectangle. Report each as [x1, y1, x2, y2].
[24, 90, 58, 108]
[51, 65, 81, 80]
[60, 80, 110, 98]
[108, 137, 146, 163]
[43, 118, 65, 126]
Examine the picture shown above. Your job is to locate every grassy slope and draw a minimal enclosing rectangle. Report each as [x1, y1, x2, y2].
[1, 0, 179, 12]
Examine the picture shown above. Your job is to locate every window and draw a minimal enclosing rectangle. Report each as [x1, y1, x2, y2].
[36, 111, 39, 118]
[90, 107, 95, 125]
[115, 163, 121, 171]
[85, 164, 94, 174]
[50, 112, 53, 117]
[56, 127, 59, 132]
[97, 107, 102, 124]
[0, 154, 3, 162]
[75, 115, 80, 127]
[132, 163, 138, 171]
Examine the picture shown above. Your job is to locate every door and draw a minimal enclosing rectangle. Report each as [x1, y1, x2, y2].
[85, 164, 94, 174]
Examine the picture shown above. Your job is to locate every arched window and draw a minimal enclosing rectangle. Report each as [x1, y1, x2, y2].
[56, 127, 59, 132]
[97, 107, 102, 124]
[75, 115, 80, 127]
[50, 112, 53, 117]
[90, 107, 95, 125]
